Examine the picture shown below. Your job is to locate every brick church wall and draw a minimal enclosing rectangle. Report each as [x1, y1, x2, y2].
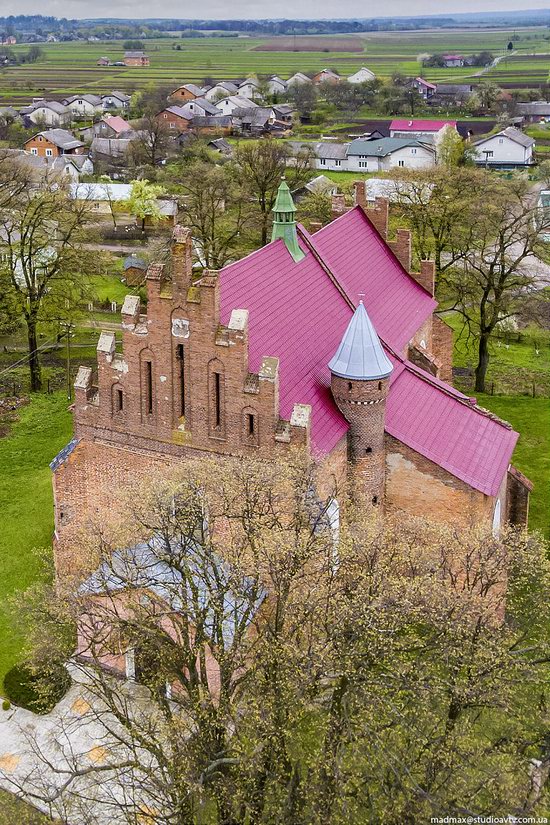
[384, 434, 499, 528]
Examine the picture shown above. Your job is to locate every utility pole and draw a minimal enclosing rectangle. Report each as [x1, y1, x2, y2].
[61, 322, 74, 401]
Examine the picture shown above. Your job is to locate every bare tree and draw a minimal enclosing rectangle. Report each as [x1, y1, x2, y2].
[444, 178, 550, 392]
[234, 140, 314, 246]
[129, 114, 172, 171]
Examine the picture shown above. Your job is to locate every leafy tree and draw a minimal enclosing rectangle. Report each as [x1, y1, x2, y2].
[435, 124, 476, 167]
[9, 453, 550, 823]
[0, 161, 95, 391]
[127, 179, 166, 231]
[123, 39, 144, 50]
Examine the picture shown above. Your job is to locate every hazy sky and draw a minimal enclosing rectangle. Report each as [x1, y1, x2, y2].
[8, 0, 550, 20]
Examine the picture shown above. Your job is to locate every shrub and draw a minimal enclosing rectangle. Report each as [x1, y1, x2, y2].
[2, 699, 10, 711]
[3, 662, 70, 714]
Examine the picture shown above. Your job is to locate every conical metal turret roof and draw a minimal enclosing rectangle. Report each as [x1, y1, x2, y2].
[328, 301, 393, 380]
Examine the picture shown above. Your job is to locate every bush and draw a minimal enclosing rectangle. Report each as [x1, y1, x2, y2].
[3, 662, 70, 714]
[2, 699, 10, 711]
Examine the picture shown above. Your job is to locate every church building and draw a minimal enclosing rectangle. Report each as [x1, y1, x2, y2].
[51, 180, 531, 577]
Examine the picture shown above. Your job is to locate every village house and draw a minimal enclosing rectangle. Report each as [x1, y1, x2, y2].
[347, 67, 376, 84]
[286, 72, 311, 87]
[62, 94, 103, 118]
[410, 77, 437, 101]
[267, 75, 287, 95]
[314, 141, 348, 171]
[231, 106, 291, 136]
[81, 114, 133, 142]
[443, 54, 465, 67]
[4, 149, 93, 182]
[204, 82, 239, 101]
[22, 100, 71, 128]
[123, 51, 150, 67]
[216, 95, 259, 116]
[156, 105, 194, 132]
[312, 68, 341, 85]
[101, 91, 131, 111]
[23, 129, 86, 158]
[90, 137, 135, 176]
[517, 101, 550, 123]
[123, 255, 147, 286]
[168, 83, 208, 103]
[97, 57, 111, 67]
[473, 126, 535, 168]
[346, 137, 436, 172]
[180, 98, 220, 117]
[389, 119, 458, 138]
[432, 83, 474, 104]
[238, 78, 261, 99]
[51, 180, 530, 582]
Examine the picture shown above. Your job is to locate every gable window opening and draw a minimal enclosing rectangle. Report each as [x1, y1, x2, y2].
[176, 344, 185, 417]
[145, 361, 153, 415]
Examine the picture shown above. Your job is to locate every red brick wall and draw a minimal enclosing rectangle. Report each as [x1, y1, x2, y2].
[384, 434, 498, 527]
[432, 316, 454, 383]
[24, 136, 61, 157]
[157, 111, 190, 132]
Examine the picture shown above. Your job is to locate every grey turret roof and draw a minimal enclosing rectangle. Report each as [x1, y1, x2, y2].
[328, 301, 393, 380]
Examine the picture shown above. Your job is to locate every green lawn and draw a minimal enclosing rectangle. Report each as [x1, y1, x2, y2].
[476, 394, 550, 539]
[0, 393, 72, 687]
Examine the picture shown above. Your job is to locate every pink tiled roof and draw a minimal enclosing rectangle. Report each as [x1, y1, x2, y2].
[415, 77, 437, 89]
[219, 215, 518, 496]
[103, 115, 132, 134]
[390, 119, 457, 131]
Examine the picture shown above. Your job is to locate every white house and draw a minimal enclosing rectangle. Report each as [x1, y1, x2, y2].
[347, 67, 376, 84]
[215, 95, 259, 116]
[238, 78, 260, 99]
[24, 101, 71, 128]
[473, 127, 535, 168]
[101, 92, 131, 111]
[179, 97, 220, 117]
[313, 141, 348, 171]
[63, 94, 103, 117]
[204, 82, 239, 101]
[286, 72, 311, 87]
[346, 137, 436, 172]
[267, 75, 287, 95]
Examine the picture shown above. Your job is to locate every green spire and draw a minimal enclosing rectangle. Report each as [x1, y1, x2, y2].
[271, 178, 305, 262]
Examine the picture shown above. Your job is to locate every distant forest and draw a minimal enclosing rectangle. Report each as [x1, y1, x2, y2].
[1, 11, 550, 38]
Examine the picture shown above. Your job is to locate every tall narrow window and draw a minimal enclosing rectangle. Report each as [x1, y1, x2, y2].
[116, 388, 123, 412]
[145, 361, 153, 415]
[247, 413, 255, 436]
[214, 372, 221, 428]
[176, 344, 185, 417]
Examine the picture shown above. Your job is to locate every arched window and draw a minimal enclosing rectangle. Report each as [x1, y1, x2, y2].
[208, 359, 225, 438]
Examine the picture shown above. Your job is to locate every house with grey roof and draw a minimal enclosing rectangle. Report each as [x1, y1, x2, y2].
[216, 95, 259, 116]
[22, 100, 71, 128]
[180, 97, 220, 117]
[204, 81, 239, 101]
[267, 75, 287, 95]
[346, 137, 436, 172]
[62, 94, 103, 118]
[473, 127, 535, 168]
[101, 91, 131, 111]
[517, 101, 550, 123]
[313, 141, 348, 171]
[287, 72, 311, 87]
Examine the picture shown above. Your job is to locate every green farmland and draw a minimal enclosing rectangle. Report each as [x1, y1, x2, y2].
[1, 26, 549, 104]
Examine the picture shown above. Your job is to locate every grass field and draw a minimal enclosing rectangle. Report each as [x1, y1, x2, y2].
[0, 27, 549, 104]
[0, 393, 72, 688]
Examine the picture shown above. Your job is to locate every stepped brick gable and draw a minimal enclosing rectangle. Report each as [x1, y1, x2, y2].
[52, 181, 531, 577]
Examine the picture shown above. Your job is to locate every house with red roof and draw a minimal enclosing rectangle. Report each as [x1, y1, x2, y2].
[50, 180, 531, 578]
[411, 77, 437, 100]
[390, 119, 458, 139]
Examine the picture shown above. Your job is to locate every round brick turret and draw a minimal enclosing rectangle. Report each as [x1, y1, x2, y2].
[328, 301, 393, 508]
[331, 373, 390, 506]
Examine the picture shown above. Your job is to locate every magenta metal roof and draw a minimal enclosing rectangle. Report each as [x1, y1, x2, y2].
[310, 207, 436, 352]
[219, 214, 518, 495]
[390, 119, 457, 131]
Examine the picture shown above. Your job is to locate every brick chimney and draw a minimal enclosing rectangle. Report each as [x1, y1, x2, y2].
[171, 225, 193, 296]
